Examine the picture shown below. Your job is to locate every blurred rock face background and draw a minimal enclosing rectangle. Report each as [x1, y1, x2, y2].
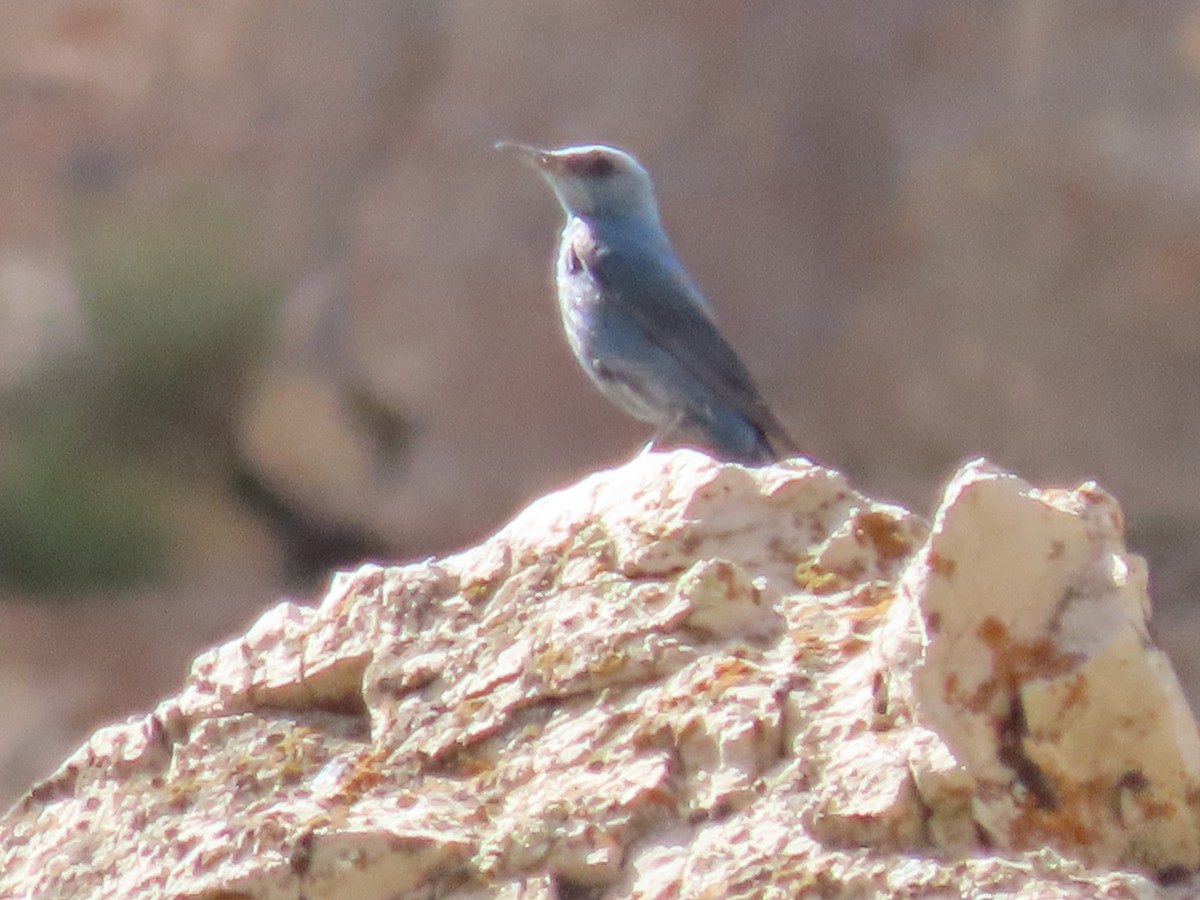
[3, 1, 1200, 801]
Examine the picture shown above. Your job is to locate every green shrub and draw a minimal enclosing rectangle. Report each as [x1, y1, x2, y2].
[0, 183, 281, 593]
[74, 185, 280, 430]
[0, 400, 166, 593]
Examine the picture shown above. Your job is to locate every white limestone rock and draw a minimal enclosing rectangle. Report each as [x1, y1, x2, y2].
[877, 458, 1200, 878]
[0, 451, 1189, 897]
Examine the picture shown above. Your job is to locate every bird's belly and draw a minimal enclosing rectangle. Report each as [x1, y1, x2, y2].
[556, 274, 678, 425]
[555, 268, 607, 358]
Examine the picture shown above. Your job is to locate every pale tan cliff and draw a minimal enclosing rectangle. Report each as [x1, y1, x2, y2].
[0, 451, 1191, 897]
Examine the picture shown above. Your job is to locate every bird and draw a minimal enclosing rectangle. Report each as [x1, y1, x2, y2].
[498, 141, 798, 465]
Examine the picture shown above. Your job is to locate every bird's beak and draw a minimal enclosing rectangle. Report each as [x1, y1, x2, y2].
[495, 141, 554, 172]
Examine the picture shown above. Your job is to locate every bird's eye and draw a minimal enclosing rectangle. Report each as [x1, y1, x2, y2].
[579, 154, 617, 178]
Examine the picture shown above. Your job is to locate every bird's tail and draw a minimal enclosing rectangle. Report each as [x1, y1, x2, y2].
[751, 402, 801, 463]
[674, 402, 799, 466]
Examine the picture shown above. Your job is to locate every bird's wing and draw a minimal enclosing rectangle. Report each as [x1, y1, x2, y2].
[587, 243, 798, 456]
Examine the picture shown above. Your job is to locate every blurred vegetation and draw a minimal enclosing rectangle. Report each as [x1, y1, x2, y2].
[0, 379, 167, 594]
[0, 183, 281, 595]
[73, 185, 281, 437]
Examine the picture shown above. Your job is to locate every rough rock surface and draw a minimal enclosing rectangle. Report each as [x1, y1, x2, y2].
[0, 451, 1193, 897]
[877, 461, 1200, 878]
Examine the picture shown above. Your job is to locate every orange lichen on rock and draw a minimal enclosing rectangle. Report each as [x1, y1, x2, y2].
[1, 451, 1196, 897]
[877, 458, 1200, 879]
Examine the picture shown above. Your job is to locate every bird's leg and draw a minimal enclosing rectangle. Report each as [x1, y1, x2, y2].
[644, 410, 688, 454]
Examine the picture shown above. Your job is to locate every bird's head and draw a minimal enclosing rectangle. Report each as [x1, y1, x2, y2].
[498, 142, 660, 222]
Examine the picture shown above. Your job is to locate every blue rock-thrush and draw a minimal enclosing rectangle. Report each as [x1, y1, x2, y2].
[500, 142, 797, 465]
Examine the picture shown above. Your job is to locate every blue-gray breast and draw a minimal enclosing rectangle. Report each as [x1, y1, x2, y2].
[499, 142, 797, 465]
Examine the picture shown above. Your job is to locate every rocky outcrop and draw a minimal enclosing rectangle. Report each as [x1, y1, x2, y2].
[877, 460, 1200, 878]
[0, 451, 1193, 897]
